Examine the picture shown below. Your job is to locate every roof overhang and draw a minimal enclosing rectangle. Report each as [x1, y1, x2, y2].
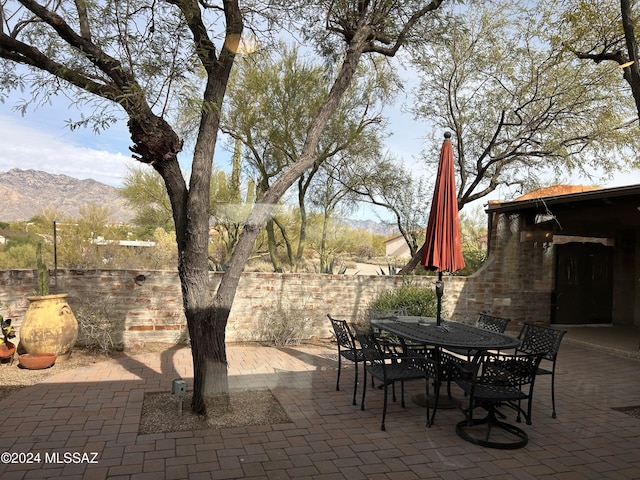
[486, 184, 640, 214]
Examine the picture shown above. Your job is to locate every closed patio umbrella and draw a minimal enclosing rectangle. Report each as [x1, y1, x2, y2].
[421, 132, 465, 325]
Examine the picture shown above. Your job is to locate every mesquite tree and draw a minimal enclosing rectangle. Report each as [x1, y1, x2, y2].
[560, 0, 640, 122]
[0, 0, 446, 416]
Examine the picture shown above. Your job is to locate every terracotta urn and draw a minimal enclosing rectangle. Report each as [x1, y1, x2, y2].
[19, 293, 78, 359]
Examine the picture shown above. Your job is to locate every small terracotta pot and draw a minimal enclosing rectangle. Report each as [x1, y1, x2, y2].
[0, 342, 16, 363]
[18, 353, 57, 370]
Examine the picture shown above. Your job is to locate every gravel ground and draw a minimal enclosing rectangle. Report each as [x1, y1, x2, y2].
[139, 389, 290, 434]
[0, 346, 114, 401]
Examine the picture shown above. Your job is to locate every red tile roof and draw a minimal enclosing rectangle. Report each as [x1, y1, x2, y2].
[514, 185, 600, 201]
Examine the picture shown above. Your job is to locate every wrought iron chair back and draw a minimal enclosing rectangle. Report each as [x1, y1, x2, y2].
[327, 314, 364, 406]
[352, 324, 439, 430]
[369, 307, 431, 355]
[447, 312, 512, 360]
[515, 322, 567, 419]
[369, 308, 411, 355]
[517, 323, 566, 362]
[476, 312, 511, 333]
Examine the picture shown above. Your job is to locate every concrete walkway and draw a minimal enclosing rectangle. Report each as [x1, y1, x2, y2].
[0, 333, 639, 479]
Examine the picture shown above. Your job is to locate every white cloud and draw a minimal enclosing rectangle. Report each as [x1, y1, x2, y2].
[0, 114, 138, 187]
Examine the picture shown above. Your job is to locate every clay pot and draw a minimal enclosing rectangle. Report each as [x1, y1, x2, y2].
[18, 353, 57, 370]
[0, 341, 16, 363]
[19, 293, 78, 358]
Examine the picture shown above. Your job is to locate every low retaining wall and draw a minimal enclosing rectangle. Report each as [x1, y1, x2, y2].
[0, 270, 469, 347]
[0, 234, 553, 348]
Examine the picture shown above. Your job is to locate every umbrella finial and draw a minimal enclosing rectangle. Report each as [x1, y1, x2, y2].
[444, 131, 451, 140]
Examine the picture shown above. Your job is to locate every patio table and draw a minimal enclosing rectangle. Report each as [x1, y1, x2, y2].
[371, 318, 521, 410]
[371, 318, 520, 352]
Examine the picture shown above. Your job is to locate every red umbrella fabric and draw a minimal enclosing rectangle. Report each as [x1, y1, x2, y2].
[421, 132, 465, 325]
[421, 132, 465, 273]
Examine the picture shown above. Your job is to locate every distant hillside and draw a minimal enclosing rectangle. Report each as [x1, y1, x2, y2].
[0, 169, 396, 236]
[344, 218, 397, 237]
[0, 168, 135, 222]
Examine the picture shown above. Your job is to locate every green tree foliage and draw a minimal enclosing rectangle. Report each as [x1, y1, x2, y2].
[457, 206, 488, 276]
[222, 44, 393, 272]
[411, 1, 640, 206]
[120, 166, 256, 269]
[120, 168, 175, 237]
[0, 206, 175, 270]
[0, 242, 38, 269]
[558, 0, 640, 122]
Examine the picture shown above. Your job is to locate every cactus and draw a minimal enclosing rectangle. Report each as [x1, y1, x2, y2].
[36, 243, 50, 296]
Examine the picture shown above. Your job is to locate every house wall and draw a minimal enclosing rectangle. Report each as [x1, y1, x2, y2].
[610, 228, 640, 327]
[453, 212, 554, 328]
[473, 208, 640, 329]
[384, 236, 411, 259]
[634, 232, 640, 326]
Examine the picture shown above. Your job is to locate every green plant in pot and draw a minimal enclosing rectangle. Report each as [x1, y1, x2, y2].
[18, 243, 78, 362]
[0, 314, 17, 363]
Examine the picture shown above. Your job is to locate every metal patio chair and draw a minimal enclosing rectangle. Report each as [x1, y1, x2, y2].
[447, 312, 512, 360]
[370, 308, 431, 356]
[352, 324, 440, 431]
[328, 314, 365, 406]
[515, 322, 567, 420]
[447, 351, 543, 449]
[476, 312, 512, 333]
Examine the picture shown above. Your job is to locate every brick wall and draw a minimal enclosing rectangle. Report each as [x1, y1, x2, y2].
[0, 269, 466, 346]
[0, 211, 553, 347]
[450, 211, 553, 329]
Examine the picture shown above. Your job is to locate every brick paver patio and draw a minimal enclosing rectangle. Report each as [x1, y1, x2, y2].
[0, 339, 638, 479]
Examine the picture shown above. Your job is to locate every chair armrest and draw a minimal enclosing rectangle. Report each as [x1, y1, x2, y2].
[440, 350, 477, 381]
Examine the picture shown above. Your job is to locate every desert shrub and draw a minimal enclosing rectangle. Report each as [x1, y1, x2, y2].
[255, 301, 312, 346]
[369, 282, 438, 317]
[74, 296, 124, 354]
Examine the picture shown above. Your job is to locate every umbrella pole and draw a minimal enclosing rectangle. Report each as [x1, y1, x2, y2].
[435, 271, 444, 326]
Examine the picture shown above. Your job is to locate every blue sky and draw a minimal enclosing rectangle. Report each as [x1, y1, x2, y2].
[0, 66, 428, 223]
[0, 92, 137, 187]
[0, 79, 423, 181]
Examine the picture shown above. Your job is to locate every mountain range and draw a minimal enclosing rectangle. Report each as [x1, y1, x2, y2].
[0, 169, 135, 222]
[0, 169, 395, 236]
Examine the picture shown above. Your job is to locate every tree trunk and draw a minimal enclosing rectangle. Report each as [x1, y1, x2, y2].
[266, 220, 284, 272]
[399, 244, 425, 275]
[167, 1, 242, 415]
[621, 0, 640, 121]
[320, 209, 331, 272]
[213, 27, 371, 358]
[187, 302, 229, 416]
[294, 178, 309, 271]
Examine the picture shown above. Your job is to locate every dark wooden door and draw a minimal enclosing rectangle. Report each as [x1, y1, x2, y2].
[552, 242, 613, 325]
